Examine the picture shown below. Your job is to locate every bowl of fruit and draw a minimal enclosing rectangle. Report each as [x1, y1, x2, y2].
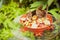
[14, 7, 58, 40]
[20, 9, 54, 36]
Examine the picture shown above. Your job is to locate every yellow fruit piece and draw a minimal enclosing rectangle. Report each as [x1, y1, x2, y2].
[37, 19, 42, 23]
[32, 15, 37, 20]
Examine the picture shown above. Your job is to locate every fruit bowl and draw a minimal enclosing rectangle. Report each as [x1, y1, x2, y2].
[19, 10, 55, 37]
[13, 8, 58, 40]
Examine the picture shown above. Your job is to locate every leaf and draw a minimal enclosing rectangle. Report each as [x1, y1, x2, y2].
[48, 9, 60, 20]
[19, 0, 23, 3]
[30, 1, 43, 8]
[42, 4, 47, 10]
[48, 0, 54, 7]
[0, 0, 3, 8]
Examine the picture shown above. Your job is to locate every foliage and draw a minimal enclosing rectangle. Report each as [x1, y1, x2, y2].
[0, 0, 60, 40]
[21, 31, 35, 40]
[0, 2, 27, 40]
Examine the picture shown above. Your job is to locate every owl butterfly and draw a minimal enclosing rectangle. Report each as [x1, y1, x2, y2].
[36, 5, 48, 18]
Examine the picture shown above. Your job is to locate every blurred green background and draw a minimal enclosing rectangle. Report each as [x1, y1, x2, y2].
[0, 0, 60, 40]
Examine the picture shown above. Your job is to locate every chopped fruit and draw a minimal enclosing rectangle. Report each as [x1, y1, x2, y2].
[43, 19, 50, 25]
[20, 14, 28, 21]
[24, 21, 29, 26]
[31, 22, 38, 28]
[27, 18, 32, 22]
[37, 19, 43, 23]
[32, 15, 38, 20]
[41, 18, 45, 21]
